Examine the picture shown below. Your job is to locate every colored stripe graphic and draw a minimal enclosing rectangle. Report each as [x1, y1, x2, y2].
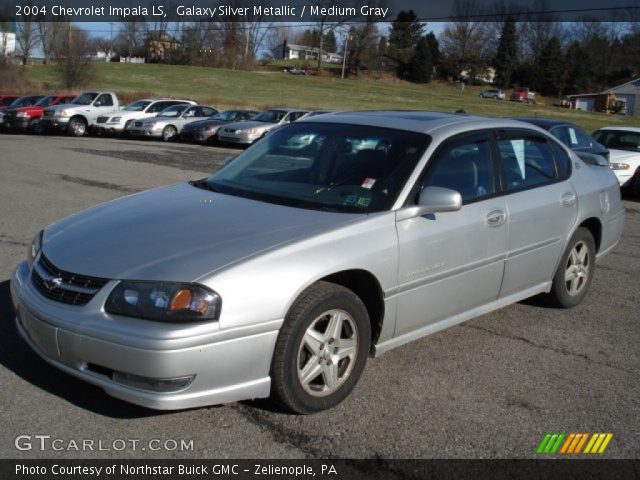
[538, 433, 613, 454]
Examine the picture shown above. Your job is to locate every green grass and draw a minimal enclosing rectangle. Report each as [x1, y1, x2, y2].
[23, 62, 640, 132]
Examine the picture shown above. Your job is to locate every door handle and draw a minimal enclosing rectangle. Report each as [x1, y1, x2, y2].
[561, 193, 576, 207]
[486, 210, 506, 227]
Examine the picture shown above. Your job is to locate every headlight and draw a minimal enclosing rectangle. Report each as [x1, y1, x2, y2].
[105, 281, 221, 322]
[57, 110, 69, 117]
[247, 128, 261, 135]
[110, 116, 121, 123]
[610, 163, 630, 170]
[16, 112, 30, 118]
[27, 230, 43, 269]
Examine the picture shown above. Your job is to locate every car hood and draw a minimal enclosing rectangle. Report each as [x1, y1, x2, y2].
[224, 120, 275, 131]
[608, 149, 640, 163]
[44, 103, 78, 113]
[9, 106, 44, 114]
[42, 183, 360, 282]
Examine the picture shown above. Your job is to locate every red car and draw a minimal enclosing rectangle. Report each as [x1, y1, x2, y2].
[3, 94, 76, 132]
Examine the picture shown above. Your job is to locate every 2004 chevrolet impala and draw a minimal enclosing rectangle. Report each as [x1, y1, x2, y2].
[11, 112, 625, 413]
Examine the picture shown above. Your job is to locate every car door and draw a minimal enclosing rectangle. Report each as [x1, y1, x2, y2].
[495, 129, 578, 297]
[394, 131, 508, 337]
[89, 94, 114, 123]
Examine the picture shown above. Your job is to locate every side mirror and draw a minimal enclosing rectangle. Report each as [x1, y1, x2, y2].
[396, 186, 462, 221]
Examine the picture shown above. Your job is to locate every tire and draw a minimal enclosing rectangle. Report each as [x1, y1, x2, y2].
[120, 121, 132, 138]
[631, 173, 640, 198]
[548, 227, 596, 308]
[270, 281, 371, 414]
[161, 125, 177, 142]
[67, 117, 87, 136]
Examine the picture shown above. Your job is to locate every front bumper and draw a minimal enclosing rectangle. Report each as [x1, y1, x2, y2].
[40, 117, 70, 131]
[181, 130, 216, 142]
[2, 117, 31, 131]
[127, 127, 162, 138]
[217, 131, 260, 145]
[94, 124, 124, 135]
[11, 261, 279, 410]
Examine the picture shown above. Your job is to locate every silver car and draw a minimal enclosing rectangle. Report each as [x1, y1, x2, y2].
[127, 104, 218, 141]
[11, 112, 624, 414]
[217, 108, 309, 145]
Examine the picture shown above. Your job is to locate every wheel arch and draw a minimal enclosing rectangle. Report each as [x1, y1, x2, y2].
[578, 217, 602, 253]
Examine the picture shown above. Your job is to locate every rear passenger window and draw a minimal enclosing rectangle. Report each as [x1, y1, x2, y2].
[549, 141, 572, 179]
[497, 137, 557, 190]
[423, 134, 495, 203]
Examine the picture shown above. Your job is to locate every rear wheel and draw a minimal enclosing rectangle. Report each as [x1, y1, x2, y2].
[67, 117, 87, 136]
[548, 227, 596, 308]
[271, 282, 371, 414]
[161, 125, 177, 142]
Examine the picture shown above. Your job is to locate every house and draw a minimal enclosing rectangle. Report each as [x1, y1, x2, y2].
[90, 49, 116, 62]
[460, 67, 496, 85]
[364, 55, 401, 73]
[568, 78, 640, 116]
[0, 22, 16, 56]
[279, 41, 343, 64]
[146, 31, 179, 62]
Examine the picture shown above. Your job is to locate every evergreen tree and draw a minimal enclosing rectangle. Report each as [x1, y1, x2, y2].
[538, 36, 566, 96]
[407, 35, 433, 83]
[494, 17, 518, 88]
[388, 10, 423, 64]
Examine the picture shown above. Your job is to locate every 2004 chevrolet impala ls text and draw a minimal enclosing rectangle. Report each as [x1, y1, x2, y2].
[10, 111, 624, 414]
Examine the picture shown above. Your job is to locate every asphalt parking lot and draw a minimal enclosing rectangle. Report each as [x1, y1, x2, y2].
[0, 133, 638, 460]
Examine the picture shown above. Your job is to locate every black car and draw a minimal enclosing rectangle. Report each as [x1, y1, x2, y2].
[512, 117, 609, 162]
[180, 109, 259, 143]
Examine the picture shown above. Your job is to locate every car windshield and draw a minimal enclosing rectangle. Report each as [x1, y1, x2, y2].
[11, 96, 39, 107]
[34, 96, 57, 107]
[206, 123, 430, 213]
[71, 93, 99, 105]
[213, 110, 242, 121]
[123, 100, 152, 111]
[593, 130, 640, 153]
[157, 105, 189, 117]
[252, 110, 287, 123]
[1, 97, 16, 106]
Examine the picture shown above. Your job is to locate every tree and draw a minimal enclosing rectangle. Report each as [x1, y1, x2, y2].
[388, 10, 423, 64]
[16, 19, 37, 65]
[407, 35, 434, 83]
[537, 36, 566, 96]
[56, 25, 95, 88]
[344, 22, 379, 76]
[564, 41, 591, 93]
[494, 16, 518, 88]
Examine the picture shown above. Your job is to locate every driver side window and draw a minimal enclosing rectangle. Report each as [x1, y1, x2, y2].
[422, 133, 496, 204]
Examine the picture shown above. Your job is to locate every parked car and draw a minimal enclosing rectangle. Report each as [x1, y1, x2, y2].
[592, 127, 640, 195]
[180, 109, 259, 143]
[0, 95, 44, 128]
[41, 92, 120, 136]
[11, 112, 624, 414]
[510, 88, 535, 103]
[479, 89, 505, 100]
[217, 108, 309, 146]
[94, 98, 197, 136]
[0, 95, 20, 108]
[126, 104, 218, 141]
[512, 118, 609, 163]
[3, 94, 77, 132]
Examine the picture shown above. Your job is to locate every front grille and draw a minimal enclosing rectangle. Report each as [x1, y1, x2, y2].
[223, 128, 236, 133]
[134, 121, 143, 127]
[31, 254, 109, 306]
[96, 116, 108, 123]
[44, 110, 54, 117]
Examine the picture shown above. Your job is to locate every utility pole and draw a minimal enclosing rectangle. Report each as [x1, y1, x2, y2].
[341, 33, 350, 80]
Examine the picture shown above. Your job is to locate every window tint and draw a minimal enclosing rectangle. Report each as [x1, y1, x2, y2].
[423, 134, 495, 203]
[498, 136, 557, 190]
[96, 94, 113, 107]
[565, 125, 592, 149]
[549, 141, 572, 179]
[197, 107, 217, 117]
[147, 101, 171, 113]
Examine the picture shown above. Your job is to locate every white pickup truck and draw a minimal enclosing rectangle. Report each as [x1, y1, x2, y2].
[41, 91, 120, 136]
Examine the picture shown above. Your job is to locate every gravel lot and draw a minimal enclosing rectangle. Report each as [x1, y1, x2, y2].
[0, 133, 638, 460]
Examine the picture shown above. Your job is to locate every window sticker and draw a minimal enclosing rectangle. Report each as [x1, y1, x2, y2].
[510, 139, 526, 178]
[344, 194, 358, 205]
[356, 197, 371, 207]
[361, 177, 376, 189]
[568, 127, 578, 145]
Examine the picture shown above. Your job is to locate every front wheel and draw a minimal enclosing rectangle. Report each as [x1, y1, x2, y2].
[161, 125, 177, 142]
[548, 227, 596, 308]
[270, 282, 371, 414]
[67, 117, 87, 136]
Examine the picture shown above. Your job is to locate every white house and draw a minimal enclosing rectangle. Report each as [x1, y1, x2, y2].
[0, 26, 16, 56]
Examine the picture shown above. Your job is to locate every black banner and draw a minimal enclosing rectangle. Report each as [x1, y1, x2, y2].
[3, 459, 640, 480]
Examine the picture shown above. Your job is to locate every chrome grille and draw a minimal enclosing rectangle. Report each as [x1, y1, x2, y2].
[44, 110, 54, 117]
[31, 254, 109, 306]
[223, 128, 236, 133]
[96, 116, 108, 124]
[134, 121, 143, 127]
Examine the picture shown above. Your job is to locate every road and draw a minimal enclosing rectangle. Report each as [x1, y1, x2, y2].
[0, 133, 638, 460]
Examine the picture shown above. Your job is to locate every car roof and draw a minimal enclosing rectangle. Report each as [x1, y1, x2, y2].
[266, 108, 310, 112]
[302, 110, 542, 135]
[595, 126, 640, 133]
[510, 117, 576, 129]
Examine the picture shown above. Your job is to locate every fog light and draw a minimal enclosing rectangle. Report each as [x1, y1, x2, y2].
[112, 371, 195, 392]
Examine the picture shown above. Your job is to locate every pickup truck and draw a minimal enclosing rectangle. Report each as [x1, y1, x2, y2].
[41, 91, 120, 136]
[3, 94, 77, 132]
[510, 88, 535, 103]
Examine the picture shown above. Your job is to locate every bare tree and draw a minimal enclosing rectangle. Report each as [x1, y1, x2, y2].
[37, 22, 66, 64]
[56, 25, 95, 88]
[264, 24, 295, 59]
[518, 0, 565, 62]
[311, 0, 353, 70]
[16, 19, 38, 65]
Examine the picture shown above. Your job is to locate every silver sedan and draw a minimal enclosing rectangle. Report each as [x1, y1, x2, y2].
[127, 104, 218, 141]
[11, 112, 624, 413]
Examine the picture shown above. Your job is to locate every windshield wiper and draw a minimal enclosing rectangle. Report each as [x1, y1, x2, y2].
[189, 179, 219, 192]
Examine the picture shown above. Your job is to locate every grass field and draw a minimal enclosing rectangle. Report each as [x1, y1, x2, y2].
[23, 62, 640, 132]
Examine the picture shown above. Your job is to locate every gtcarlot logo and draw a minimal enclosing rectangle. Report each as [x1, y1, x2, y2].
[14, 435, 194, 452]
